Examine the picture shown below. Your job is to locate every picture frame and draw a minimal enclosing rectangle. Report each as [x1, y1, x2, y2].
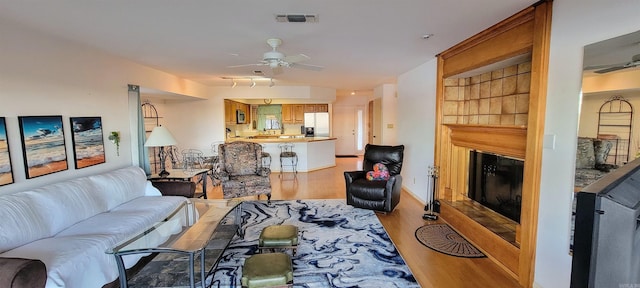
[0, 117, 14, 186]
[18, 116, 68, 179]
[70, 117, 105, 169]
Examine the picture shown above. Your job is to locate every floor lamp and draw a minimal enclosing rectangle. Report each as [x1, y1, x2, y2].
[144, 126, 178, 177]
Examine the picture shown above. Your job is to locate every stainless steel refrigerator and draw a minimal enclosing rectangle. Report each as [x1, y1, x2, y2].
[304, 112, 329, 137]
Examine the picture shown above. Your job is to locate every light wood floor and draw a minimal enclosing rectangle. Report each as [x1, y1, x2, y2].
[202, 157, 521, 288]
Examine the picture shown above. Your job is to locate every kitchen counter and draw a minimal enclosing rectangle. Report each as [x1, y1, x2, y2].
[226, 136, 336, 143]
[225, 137, 336, 172]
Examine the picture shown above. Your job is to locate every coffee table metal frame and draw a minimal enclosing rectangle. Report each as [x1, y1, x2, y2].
[107, 198, 242, 288]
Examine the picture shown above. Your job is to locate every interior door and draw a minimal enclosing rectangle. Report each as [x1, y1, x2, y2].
[334, 106, 358, 156]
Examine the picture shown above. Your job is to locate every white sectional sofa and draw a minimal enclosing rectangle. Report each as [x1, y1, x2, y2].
[0, 166, 190, 288]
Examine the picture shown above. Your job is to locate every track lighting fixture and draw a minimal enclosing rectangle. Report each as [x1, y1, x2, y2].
[269, 78, 275, 87]
[250, 78, 256, 88]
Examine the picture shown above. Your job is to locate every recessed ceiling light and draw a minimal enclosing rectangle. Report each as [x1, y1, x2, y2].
[275, 14, 318, 23]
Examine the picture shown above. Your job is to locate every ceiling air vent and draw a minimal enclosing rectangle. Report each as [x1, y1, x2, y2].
[275, 14, 318, 23]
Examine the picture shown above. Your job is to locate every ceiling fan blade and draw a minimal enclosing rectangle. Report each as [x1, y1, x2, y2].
[227, 63, 260, 68]
[284, 54, 311, 64]
[289, 62, 324, 71]
[584, 63, 624, 70]
[595, 66, 628, 74]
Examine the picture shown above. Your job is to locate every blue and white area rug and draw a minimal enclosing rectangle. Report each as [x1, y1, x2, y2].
[206, 199, 419, 288]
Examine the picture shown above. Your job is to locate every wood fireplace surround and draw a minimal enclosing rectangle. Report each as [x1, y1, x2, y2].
[434, 2, 552, 287]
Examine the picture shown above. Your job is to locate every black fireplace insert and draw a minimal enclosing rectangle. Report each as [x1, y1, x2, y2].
[468, 150, 524, 223]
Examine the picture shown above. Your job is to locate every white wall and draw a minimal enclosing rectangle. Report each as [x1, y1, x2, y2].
[0, 18, 208, 195]
[374, 84, 398, 145]
[396, 60, 437, 203]
[536, 0, 640, 287]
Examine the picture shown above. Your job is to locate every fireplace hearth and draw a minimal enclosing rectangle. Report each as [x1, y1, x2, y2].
[468, 150, 524, 223]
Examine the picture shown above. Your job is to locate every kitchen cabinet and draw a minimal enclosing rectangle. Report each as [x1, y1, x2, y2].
[304, 104, 316, 113]
[270, 103, 328, 125]
[224, 100, 234, 124]
[282, 104, 304, 124]
[225, 100, 250, 124]
[303, 104, 329, 113]
[282, 104, 293, 123]
[314, 104, 328, 112]
[293, 105, 305, 123]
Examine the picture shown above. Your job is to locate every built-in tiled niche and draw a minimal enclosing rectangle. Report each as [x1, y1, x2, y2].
[443, 61, 531, 126]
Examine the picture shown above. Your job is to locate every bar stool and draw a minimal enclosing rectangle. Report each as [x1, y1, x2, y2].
[278, 143, 297, 177]
[261, 144, 271, 169]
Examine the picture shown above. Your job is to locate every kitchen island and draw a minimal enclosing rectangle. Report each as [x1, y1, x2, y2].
[226, 136, 336, 172]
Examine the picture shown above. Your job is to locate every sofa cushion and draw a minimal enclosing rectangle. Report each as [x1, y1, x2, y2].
[56, 196, 186, 238]
[0, 177, 104, 253]
[88, 166, 148, 211]
[2, 196, 187, 288]
[2, 234, 125, 288]
[576, 137, 596, 169]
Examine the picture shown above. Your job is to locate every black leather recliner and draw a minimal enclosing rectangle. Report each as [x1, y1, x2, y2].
[344, 144, 404, 213]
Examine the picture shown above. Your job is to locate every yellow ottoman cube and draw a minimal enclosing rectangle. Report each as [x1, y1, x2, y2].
[241, 252, 293, 288]
[258, 225, 299, 255]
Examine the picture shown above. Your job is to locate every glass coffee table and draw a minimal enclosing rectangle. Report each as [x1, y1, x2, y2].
[106, 198, 242, 288]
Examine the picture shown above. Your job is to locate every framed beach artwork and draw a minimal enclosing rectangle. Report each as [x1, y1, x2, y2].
[0, 117, 14, 186]
[70, 117, 105, 169]
[18, 116, 68, 179]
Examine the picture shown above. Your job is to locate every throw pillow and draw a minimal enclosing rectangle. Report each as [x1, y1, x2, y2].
[366, 163, 390, 181]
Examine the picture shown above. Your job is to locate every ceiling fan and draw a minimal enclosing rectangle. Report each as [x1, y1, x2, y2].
[585, 53, 640, 74]
[227, 38, 323, 74]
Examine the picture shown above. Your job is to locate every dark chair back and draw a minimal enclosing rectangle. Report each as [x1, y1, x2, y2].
[362, 144, 404, 175]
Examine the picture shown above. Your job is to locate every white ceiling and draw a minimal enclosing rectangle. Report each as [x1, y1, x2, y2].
[0, 0, 540, 94]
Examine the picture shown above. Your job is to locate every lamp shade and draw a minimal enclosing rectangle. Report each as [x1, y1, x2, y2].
[144, 126, 177, 147]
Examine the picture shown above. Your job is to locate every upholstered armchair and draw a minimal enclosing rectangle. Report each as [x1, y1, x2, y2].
[217, 141, 272, 202]
[344, 144, 404, 213]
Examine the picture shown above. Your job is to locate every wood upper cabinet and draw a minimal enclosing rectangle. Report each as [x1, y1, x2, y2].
[293, 105, 305, 123]
[303, 104, 329, 113]
[283, 104, 304, 124]
[224, 100, 234, 124]
[224, 100, 250, 124]
[282, 104, 293, 123]
[304, 104, 316, 113]
[274, 103, 329, 125]
[315, 104, 329, 112]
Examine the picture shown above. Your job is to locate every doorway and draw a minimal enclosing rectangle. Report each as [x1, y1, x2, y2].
[333, 106, 364, 156]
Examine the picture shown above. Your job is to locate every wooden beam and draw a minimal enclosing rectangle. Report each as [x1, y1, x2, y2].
[518, 1, 553, 286]
[448, 124, 527, 159]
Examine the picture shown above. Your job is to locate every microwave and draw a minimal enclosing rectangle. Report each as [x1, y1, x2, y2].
[236, 109, 246, 124]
